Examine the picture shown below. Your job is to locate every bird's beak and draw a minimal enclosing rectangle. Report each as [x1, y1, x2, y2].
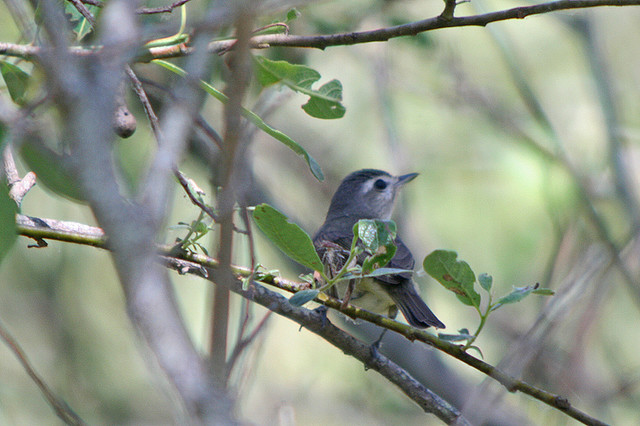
[396, 173, 419, 186]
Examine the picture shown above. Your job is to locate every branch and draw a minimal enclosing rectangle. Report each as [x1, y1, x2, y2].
[15, 215, 610, 426]
[207, 0, 640, 51]
[76, 0, 195, 15]
[136, 0, 192, 15]
[67, 0, 96, 26]
[0, 317, 85, 425]
[3, 1, 640, 61]
[175, 170, 219, 221]
[208, 6, 256, 383]
[206, 267, 470, 425]
[2, 145, 36, 207]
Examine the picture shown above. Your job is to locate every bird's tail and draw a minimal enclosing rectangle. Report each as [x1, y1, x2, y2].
[389, 283, 445, 329]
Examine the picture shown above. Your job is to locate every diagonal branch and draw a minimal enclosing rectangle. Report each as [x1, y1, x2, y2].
[15, 214, 611, 426]
[0, 317, 85, 425]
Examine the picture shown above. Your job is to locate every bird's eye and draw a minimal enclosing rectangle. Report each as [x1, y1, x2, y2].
[374, 179, 388, 190]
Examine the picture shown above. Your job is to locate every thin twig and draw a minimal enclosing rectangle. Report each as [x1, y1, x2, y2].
[225, 310, 272, 384]
[0, 318, 85, 425]
[77, 0, 194, 15]
[175, 170, 219, 221]
[225, 205, 261, 383]
[78, 0, 102, 6]
[136, 77, 225, 149]
[136, 0, 192, 15]
[67, 0, 96, 26]
[573, 17, 640, 226]
[126, 67, 161, 138]
[126, 68, 223, 225]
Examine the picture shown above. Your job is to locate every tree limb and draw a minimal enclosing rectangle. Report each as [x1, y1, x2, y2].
[3, 0, 640, 62]
[15, 214, 610, 426]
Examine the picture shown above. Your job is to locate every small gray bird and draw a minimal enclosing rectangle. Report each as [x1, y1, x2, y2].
[313, 169, 445, 329]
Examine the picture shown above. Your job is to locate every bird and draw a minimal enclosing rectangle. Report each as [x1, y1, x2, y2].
[313, 169, 445, 329]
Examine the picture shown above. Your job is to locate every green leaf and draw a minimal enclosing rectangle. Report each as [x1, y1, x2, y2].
[301, 79, 345, 119]
[359, 267, 413, 279]
[0, 169, 17, 264]
[355, 220, 397, 273]
[154, 59, 324, 181]
[299, 272, 315, 284]
[338, 267, 413, 281]
[64, 3, 99, 41]
[19, 142, 85, 202]
[286, 8, 301, 22]
[289, 289, 319, 307]
[493, 283, 541, 310]
[252, 204, 324, 272]
[0, 61, 29, 105]
[253, 56, 346, 119]
[478, 273, 493, 292]
[356, 219, 396, 253]
[423, 250, 480, 307]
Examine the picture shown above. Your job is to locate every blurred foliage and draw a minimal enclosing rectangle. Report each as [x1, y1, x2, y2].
[2, 0, 640, 425]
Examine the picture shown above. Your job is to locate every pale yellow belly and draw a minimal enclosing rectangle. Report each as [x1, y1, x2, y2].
[335, 277, 396, 316]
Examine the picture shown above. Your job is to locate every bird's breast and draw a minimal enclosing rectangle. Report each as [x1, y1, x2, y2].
[335, 277, 396, 315]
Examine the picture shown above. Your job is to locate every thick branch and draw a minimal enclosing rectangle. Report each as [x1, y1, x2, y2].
[205, 266, 469, 425]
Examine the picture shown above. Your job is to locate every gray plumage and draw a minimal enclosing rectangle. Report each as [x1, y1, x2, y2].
[313, 169, 445, 329]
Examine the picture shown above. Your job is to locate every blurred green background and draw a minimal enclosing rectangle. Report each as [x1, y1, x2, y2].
[2, 0, 640, 424]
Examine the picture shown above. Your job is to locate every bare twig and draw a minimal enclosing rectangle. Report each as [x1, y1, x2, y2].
[126, 66, 160, 137]
[67, 0, 96, 26]
[77, 0, 195, 15]
[136, 0, 192, 15]
[78, 0, 102, 7]
[175, 170, 219, 221]
[225, 310, 271, 384]
[0, 318, 85, 425]
[572, 17, 640, 226]
[224, 205, 262, 384]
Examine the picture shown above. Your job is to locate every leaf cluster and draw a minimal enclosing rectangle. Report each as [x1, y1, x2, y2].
[252, 205, 554, 352]
[424, 250, 553, 353]
[252, 204, 409, 307]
